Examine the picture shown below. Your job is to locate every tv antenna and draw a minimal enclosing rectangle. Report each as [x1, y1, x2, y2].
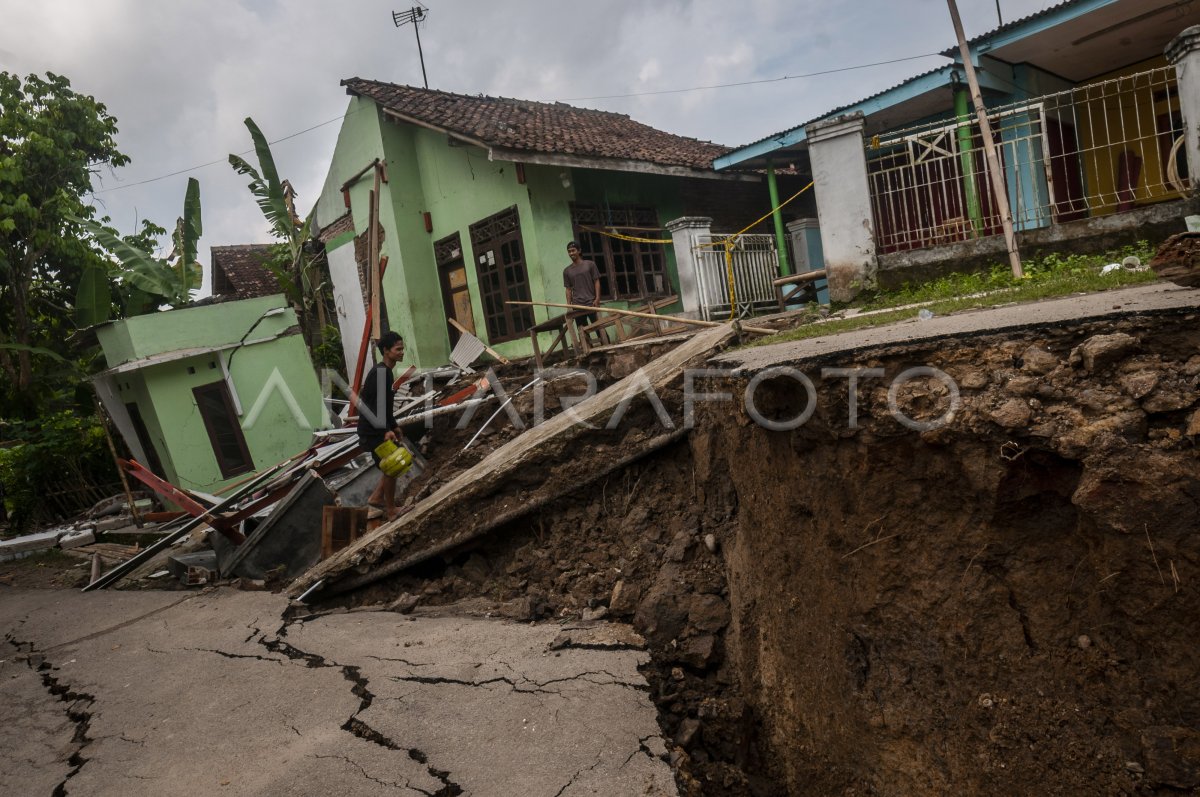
[392, 5, 430, 89]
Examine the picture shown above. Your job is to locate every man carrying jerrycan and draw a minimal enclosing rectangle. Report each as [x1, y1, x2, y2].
[357, 330, 413, 521]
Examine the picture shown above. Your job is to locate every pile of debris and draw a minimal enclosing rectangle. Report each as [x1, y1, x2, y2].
[0, 493, 159, 564]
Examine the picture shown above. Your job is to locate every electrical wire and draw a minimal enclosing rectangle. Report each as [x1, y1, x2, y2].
[561, 52, 944, 101]
[92, 111, 354, 193]
[87, 50, 949, 193]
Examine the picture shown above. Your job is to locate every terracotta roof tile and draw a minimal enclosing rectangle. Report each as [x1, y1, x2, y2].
[342, 78, 730, 171]
[210, 244, 280, 300]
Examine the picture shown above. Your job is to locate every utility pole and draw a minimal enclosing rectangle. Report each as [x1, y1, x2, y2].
[392, 6, 429, 89]
[947, 0, 1023, 278]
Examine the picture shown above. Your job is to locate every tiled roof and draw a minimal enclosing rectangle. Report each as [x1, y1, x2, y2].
[342, 78, 730, 171]
[210, 244, 280, 300]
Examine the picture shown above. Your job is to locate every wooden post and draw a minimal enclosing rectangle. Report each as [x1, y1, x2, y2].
[368, 187, 381, 340]
[93, 397, 143, 528]
[947, 0, 1023, 278]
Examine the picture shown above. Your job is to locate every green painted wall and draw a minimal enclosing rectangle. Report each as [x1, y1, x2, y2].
[97, 295, 296, 366]
[321, 99, 701, 368]
[98, 300, 326, 493]
[111, 370, 173, 483]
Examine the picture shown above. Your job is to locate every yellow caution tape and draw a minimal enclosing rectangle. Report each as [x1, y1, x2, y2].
[576, 225, 673, 245]
[693, 181, 815, 251]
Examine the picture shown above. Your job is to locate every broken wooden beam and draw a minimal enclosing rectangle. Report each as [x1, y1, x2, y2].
[287, 323, 737, 600]
[508, 300, 776, 336]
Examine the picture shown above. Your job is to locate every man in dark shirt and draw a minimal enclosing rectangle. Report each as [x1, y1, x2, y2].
[357, 330, 406, 520]
[563, 240, 601, 333]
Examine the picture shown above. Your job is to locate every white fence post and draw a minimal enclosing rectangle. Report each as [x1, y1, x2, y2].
[805, 112, 878, 302]
[1166, 26, 1200, 189]
[665, 216, 712, 318]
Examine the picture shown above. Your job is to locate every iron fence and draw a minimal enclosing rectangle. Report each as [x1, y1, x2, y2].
[866, 65, 1186, 254]
[693, 234, 780, 320]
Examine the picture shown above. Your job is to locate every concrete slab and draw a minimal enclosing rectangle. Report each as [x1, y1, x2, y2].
[715, 282, 1200, 373]
[0, 589, 676, 797]
[290, 323, 737, 599]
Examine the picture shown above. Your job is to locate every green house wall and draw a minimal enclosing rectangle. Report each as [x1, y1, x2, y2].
[98, 298, 326, 493]
[319, 99, 694, 369]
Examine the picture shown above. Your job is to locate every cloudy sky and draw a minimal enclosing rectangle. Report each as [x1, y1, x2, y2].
[2, 0, 1055, 290]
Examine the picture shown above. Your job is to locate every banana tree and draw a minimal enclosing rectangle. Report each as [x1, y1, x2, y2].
[72, 177, 204, 325]
[229, 117, 329, 357]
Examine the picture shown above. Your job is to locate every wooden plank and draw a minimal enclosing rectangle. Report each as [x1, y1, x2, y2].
[368, 187, 380, 340]
[509, 300, 775, 336]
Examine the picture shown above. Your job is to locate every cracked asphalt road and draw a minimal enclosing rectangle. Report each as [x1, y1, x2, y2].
[0, 588, 676, 796]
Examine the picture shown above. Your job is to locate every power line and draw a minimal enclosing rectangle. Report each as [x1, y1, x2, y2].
[93, 112, 352, 193]
[562, 52, 945, 101]
[89, 51, 948, 193]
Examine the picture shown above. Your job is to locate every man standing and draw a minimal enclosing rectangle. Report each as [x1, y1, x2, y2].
[563, 241, 601, 329]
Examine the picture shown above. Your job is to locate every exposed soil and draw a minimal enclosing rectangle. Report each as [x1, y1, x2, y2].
[333, 310, 1200, 795]
[0, 551, 90, 589]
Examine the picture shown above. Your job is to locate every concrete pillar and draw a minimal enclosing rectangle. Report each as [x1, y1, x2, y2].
[665, 216, 712, 318]
[804, 112, 877, 302]
[1166, 26, 1200, 189]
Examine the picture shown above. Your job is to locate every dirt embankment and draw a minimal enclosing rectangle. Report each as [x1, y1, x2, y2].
[358, 311, 1200, 795]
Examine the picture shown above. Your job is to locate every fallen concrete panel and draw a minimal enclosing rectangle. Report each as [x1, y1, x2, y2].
[289, 323, 735, 599]
[0, 528, 68, 558]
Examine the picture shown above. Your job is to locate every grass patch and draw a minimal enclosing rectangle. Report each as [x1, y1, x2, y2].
[747, 241, 1158, 348]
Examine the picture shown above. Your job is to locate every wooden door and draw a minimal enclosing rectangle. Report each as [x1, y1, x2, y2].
[434, 232, 477, 345]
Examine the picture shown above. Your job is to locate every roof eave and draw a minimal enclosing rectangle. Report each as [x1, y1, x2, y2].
[938, 0, 1120, 57]
[487, 146, 754, 182]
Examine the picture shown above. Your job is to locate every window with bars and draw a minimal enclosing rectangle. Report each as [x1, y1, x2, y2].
[570, 204, 669, 300]
[468, 206, 534, 343]
[192, 381, 253, 479]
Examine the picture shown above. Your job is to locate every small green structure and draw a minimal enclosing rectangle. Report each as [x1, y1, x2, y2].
[313, 79, 765, 371]
[93, 294, 327, 493]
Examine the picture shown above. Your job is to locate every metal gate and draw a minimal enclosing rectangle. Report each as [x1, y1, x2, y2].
[693, 234, 780, 321]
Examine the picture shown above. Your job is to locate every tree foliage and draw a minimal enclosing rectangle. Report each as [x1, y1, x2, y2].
[0, 71, 129, 418]
[229, 117, 334, 366]
[72, 177, 204, 321]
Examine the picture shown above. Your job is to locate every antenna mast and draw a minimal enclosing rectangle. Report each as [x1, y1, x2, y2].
[392, 6, 429, 89]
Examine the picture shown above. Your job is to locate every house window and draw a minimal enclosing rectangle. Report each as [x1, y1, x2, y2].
[192, 382, 253, 479]
[468, 206, 534, 343]
[570, 204, 669, 300]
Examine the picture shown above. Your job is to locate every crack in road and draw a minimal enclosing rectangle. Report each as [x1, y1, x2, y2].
[249, 622, 464, 796]
[5, 635, 95, 797]
[552, 750, 604, 797]
[386, 668, 650, 695]
[311, 752, 416, 791]
[622, 733, 664, 766]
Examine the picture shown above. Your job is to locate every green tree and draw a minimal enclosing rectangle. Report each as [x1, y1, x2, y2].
[0, 71, 129, 418]
[73, 177, 204, 322]
[229, 117, 333, 360]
